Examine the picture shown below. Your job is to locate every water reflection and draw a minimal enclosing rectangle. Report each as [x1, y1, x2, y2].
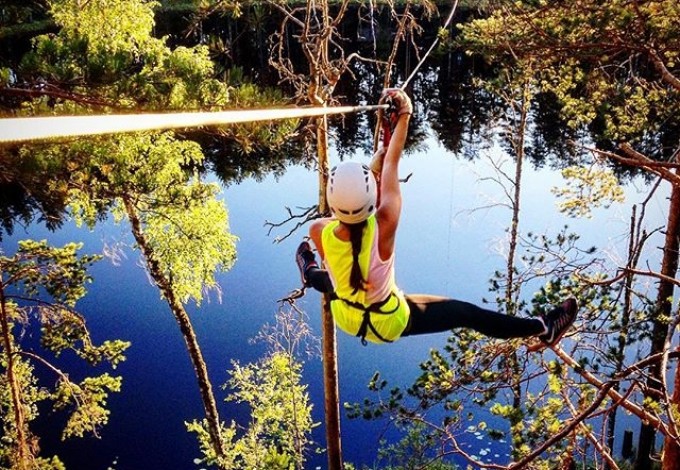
[2, 18, 671, 238]
[1, 7, 677, 469]
[1, 98, 672, 470]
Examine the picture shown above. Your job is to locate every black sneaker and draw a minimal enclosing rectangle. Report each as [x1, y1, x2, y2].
[539, 298, 578, 346]
[296, 241, 318, 287]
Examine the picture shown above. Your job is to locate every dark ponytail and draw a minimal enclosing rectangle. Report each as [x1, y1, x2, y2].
[348, 221, 369, 294]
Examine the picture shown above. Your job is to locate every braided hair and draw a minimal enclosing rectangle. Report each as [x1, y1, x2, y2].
[347, 220, 369, 294]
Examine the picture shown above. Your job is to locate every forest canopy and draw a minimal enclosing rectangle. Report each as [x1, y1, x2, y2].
[1, 1, 680, 469]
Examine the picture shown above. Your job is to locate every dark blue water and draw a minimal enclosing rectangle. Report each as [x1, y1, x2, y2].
[3, 136, 669, 469]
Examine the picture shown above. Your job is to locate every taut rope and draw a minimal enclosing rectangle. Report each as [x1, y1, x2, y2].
[0, 104, 387, 144]
[400, 0, 460, 90]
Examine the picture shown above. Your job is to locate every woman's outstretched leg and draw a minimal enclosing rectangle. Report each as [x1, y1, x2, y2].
[402, 294, 577, 344]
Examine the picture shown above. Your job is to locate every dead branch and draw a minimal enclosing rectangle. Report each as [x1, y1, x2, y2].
[648, 48, 680, 92]
[551, 345, 680, 431]
[561, 388, 620, 470]
[17, 350, 98, 437]
[618, 143, 680, 168]
[264, 205, 320, 242]
[509, 380, 616, 469]
[581, 143, 680, 187]
[619, 144, 680, 183]
[575, 260, 680, 289]
[1, 85, 117, 109]
[623, 267, 680, 288]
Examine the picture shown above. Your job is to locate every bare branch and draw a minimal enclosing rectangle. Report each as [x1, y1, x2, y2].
[1, 85, 118, 109]
[648, 48, 680, 92]
[623, 267, 680, 288]
[551, 345, 673, 430]
[509, 379, 616, 469]
[17, 350, 98, 438]
[581, 143, 680, 187]
[561, 388, 620, 469]
[264, 205, 320, 242]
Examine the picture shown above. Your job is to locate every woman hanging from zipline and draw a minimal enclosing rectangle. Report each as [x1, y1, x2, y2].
[295, 88, 578, 346]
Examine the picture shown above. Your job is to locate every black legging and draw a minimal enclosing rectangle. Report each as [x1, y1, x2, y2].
[306, 268, 544, 339]
[402, 294, 545, 339]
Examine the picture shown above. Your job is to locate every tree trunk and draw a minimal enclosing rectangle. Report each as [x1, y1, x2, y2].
[505, 79, 528, 453]
[606, 207, 640, 469]
[664, 355, 680, 470]
[316, 114, 343, 470]
[122, 197, 226, 465]
[322, 298, 343, 470]
[637, 174, 680, 470]
[0, 285, 29, 470]
[660, 177, 680, 470]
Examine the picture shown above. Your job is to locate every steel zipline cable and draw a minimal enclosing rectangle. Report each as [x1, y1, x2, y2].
[0, 103, 388, 144]
[373, 0, 460, 149]
[399, 0, 459, 90]
[1, 1, 458, 145]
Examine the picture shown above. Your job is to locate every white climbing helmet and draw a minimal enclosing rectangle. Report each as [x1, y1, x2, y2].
[326, 161, 377, 224]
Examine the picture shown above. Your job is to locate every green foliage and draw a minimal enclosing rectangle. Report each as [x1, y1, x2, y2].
[0, 349, 51, 468]
[375, 421, 457, 470]
[4, 0, 301, 237]
[41, 306, 130, 367]
[552, 165, 625, 218]
[3, 239, 100, 306]
[0, 68, 12, 86]
[50, 0, 159, 53]
[0, 240, 129, 467]
[344, 222, 634, 467]
[188, 304, 319, 469]
[42, 130, 237, 305]
[20, 0, 228, 110]
[16, 0, 297, 117]
[458, 0, 680, 150]
[53, 373, 123, 439]
[4, 0, 304, 464]
[9, 0, 298, 309]
[453, 11, 677, 466]
[142, 181, 237, 304]
[188, 352, 317, 469]
[455, 0, 680, 252]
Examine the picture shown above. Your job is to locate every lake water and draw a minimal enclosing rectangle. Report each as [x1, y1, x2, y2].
[3, 132, 671, 469]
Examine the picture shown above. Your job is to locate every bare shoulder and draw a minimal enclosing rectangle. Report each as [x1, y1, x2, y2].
[310, 217, 333, 237]
[309, 217, 334, 258]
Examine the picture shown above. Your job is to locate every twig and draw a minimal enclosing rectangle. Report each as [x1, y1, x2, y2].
[561, 388, 620, 469]
[508, 380, 616, 469]
[18, 350, 100, 438]
[278, 286, 308, 304]
[264, 205, 320, 242]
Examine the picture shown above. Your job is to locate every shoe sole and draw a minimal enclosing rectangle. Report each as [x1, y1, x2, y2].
[296, 242, 315, 286]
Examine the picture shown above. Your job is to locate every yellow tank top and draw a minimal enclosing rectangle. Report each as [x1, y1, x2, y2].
[321, 215, 410, 344]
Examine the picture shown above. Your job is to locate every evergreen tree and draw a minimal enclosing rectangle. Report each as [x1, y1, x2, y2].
[0, 240, 129, 468]
[1, 0, 299, 464]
